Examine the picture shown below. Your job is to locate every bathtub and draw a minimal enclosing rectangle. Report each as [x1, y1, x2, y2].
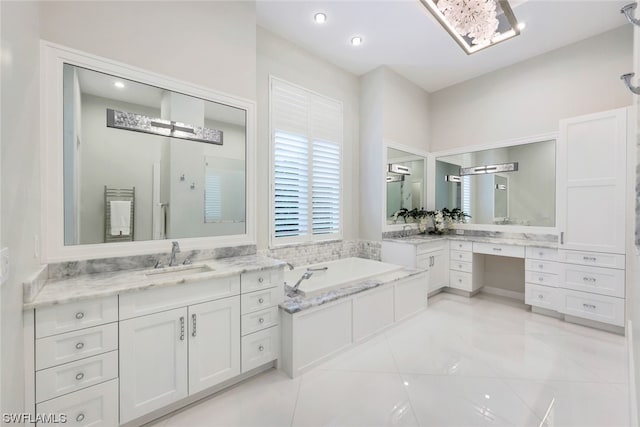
[284, 257, 404, 297]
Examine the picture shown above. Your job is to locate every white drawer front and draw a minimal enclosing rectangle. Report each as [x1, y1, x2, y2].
[36, 351, 118, 403]
[525, 283, 559, 311]
[36, 297, 118, 339]
[119, 276, 240, 320]
[559, 250, 625, 270]
[449, 271, 473, 292]
[450, 250, 473, 263]
[36, 379, 118, 427]
[241, 326, 279, 373]
[558, 289, 625, 327]
[241, 306, 279, 336]
[525, 259, 560, 275]
[450, 240, 472, 252]
[560, 264, 625, 298]
[525, 246, 558, 261]
[450, 260, 472, 273]
[525, 271, 559, 288]
[241, 268, 283, 294]
[36, 323, 118, 371]
[241, 287, 283, 315]
[473, 242, 525, 258]
[417, 240, 448, 255]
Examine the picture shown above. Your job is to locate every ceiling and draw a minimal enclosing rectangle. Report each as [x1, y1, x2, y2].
[256, 0, 630, 92]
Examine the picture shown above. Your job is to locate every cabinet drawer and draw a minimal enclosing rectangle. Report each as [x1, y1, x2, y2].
[450, 240, 472, 252]
[450, 260, 472, 273]
[119, 276, 240, 320]
[241, 268, 283, 294]
[525, 247, 558, 261]
[525, 259, 560, 275]
[449, 271, 473, 292]
[36, 379, 118, 427]
[241, 287, 282, 314]
[525, 283, 559, 311]
[241, 306, 279, 336]
[525, 271, 559, 288]
[558, 289, 625, 327]
[560, 264, 625, 298]
[36, 297, 118, 339]
[36, 351, 118, 403]
[417, 240, 448, 255]
[473, 242, 525, 258]
[559, 250, 625, 270]
[450, 250, 472, 263]
[36, 323, 118, 371]
[241, 326, 279, 373]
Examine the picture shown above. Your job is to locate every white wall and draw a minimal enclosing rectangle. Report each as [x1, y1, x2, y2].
[39, 1, 257, 101]
[0, 0, 40, 417]
[430, 26, 634, 151]
[256, 26, 361, 249]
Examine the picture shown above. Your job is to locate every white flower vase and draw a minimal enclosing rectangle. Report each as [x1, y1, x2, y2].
[418, 217, 428, 234]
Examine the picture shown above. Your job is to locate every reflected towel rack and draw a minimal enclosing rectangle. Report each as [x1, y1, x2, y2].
[104, 186, 135, 243]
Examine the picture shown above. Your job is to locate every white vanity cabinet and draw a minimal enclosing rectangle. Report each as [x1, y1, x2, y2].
[525, 247, 559, 311]
[449, 241, 483, 293]
[381, 239, 448, 293]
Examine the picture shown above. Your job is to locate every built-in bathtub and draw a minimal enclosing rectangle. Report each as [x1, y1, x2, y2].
[284, 257, 404, 297]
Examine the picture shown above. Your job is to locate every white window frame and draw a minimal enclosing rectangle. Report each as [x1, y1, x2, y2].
[268, 76, 344, 247]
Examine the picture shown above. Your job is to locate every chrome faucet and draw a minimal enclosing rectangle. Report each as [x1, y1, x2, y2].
[287, 271, 313, 297]
[169, 241, 181, 267]
[402, 224, 412, 238]
[285, 262, 295, 270]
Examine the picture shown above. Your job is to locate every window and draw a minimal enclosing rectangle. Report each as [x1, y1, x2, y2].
[270, 78, 342, 244]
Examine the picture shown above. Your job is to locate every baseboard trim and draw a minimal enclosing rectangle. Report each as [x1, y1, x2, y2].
[628, 319, 639, 427]
[480, 286, 524, 302]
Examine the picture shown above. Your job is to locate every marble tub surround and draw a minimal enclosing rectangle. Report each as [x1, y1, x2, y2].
[24, 254, 284, 310]
[23, 265, 48, 304]
[260, 239, 381, 266]
[280, 266, 424, 314]
[47, 244, 257, 280]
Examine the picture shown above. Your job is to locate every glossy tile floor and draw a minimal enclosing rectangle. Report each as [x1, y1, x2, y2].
[148, 293, 630, 427]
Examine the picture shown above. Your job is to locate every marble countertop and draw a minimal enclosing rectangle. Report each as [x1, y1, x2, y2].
[24, 255, 286, 310]
[280, 267, 426, 314]
[384, 234, 558, 249]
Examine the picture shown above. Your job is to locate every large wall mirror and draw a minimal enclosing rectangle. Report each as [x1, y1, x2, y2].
[42, 43, 256, 260]
[385, 145, 427, 226]
[435, 139, 556, 227]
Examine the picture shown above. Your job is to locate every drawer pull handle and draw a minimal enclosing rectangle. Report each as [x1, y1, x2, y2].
[75, 342, 84, 350]
[75, 372, 84, 381]
[192, 314, 197, 337]
[493, 247, 502, 252]
[583, 303, 597, 309]
[179, 316, 185, 341]
[583, 256, 597, 261]
[538, 294, 544, 299]
[458, 279, 462, 283]
[258, 345, 264, 352]
[76, 413, 85, 422]
[259, 318, 265, 324]
[538, 277, 544, 282]
[583, 277, 597, 283]
[539, 264, 544, 269]
[258, 277, 264, 283]
[75, 312, 85, 320]
[459, 254, 463, 258]
[539, 252, 544, 256]
[258, 298, 264, 304]
[459, 264, 463, 268]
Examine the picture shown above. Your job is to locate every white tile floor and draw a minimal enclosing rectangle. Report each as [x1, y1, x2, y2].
[148, 293, 630, 427]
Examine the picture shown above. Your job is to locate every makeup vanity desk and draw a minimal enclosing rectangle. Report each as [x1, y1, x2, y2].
[381, 234, 626, 332]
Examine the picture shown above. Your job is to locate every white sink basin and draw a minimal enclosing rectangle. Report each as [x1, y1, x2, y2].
[144, 264, 214, 281]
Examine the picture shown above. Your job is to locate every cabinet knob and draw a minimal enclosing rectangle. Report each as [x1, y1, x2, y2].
[258, 298, 264, 304]
[259, 318, 265, 324]
[538, 294, 544, 299]
[75, 342, 84, 350]
[458, 279, 462, 283]
[258, 345, 264, 352]
[75, 372, 85, 381]
[75, 312, 84, 320]
[76, 413, 85, 422]
[258, 277, 264, 283]
[539, 264, 544, 269]
[538, 277, 544, 282]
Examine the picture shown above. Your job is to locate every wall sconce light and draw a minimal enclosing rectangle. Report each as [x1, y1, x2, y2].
[445, 175, 461, 182]
[388, 164, 411, 175]
[460, 162, 518, 176]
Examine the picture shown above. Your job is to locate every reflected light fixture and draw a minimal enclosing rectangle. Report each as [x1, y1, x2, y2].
[114, 81, 125, 89]
[459, 162, 518, 176]
[351, 36, 363, 46]
[419, 0, 521, 55]
[314, 13, 327, 23]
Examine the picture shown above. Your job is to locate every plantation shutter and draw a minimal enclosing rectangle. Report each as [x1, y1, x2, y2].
[204, 171, 222, 223]
[271, 79, 342, 241]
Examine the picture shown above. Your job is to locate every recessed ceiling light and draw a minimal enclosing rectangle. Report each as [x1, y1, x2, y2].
[114, 81, 125, 89]
[517, 22, 526, 31]
[350, 36, 363, 46]
[314, 13, 326, 24]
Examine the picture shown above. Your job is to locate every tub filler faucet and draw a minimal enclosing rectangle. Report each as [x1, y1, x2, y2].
[286, 266, 328, 298]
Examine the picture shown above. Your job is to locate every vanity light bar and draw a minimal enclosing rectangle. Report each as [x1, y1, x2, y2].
[459, 162, 518, 176]
[388, 164, 411, 175]
[445, 175, 461, 182]
[386, 175, 405, 183]
[106, 109, 223, 145]
[495, 184, 507, 190]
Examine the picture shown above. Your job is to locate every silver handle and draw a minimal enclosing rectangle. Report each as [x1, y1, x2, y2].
[458, 279, 462, 283]
[76, 413, 85, 422]
[259, 318, 265, 324]
[459, 264, 463, 269]
[75, 342, 84, 350]
[583, 303, 597, 309]
[75, 372, 84, 381]
[75, 312, 85, 320]
[492, 247, 502, 252]
[538, 277, 544, 282]
[560, 232, 564, 245]
[179, 316, 185, 341]
[258, 277, 264, 283]
[258, 298, 264, 304]
[583, 256, 597, 261]
[307, 266, 329, 272]
[258, 345, 264, 352]
[192, 314, 197, 337]
[583, 277, 597, 282]
[538, 294, 544, 299]
[539, 264, 544, 269]
[539, 252, 544, 257]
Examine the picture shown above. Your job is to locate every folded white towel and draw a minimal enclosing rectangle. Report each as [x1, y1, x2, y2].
[110, 200, 131, 236]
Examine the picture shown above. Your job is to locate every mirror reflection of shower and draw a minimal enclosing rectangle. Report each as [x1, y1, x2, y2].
[385, 147, 425, 223]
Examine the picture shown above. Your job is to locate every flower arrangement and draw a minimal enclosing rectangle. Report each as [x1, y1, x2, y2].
[392, 207, 470, 235]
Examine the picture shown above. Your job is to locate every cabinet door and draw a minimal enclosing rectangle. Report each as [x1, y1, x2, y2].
[119, 308, 188, 424]
[558, 108, 627, 254]
[188, 297, 240, 395]
[429, 251, 449, 292]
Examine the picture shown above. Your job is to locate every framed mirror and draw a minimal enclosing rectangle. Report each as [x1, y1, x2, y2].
[434, 138, 556, 228]
[42, 43, 256, 261]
